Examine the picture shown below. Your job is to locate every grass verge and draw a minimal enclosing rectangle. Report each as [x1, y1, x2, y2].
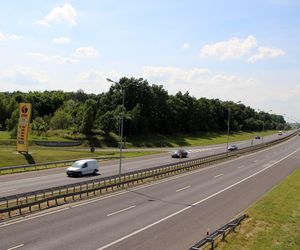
[126, 130, 278, 147]
[217, 166, 300, 250]
[0, 130, 279, 167]
[0, 146, 161, 167]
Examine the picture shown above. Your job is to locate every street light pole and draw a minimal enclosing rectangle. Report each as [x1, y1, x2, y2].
[119, 86, 125, 179]
[226, 106, 230, 154]
[226, 101, 241, 154]
[107, 78, 125, 182]
[261, 109, 272, 143]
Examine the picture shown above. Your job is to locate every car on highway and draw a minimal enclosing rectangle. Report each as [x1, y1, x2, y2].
[66, 159, 99, 177]
[227, 144, 238, 151]
[278, 131, 283, 135]
[171, 149, 188, 158]
[255, 135, 261, 139]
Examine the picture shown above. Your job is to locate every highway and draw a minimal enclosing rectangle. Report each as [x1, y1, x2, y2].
[0, 132, 299, 250]
[0, 132, 292, 197]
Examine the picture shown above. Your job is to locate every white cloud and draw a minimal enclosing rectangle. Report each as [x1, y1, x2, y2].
[29, 47, 99, 64]
[0, 32, 23, 41]
[200, 35, 257, 60]
[52, 37, 71, 44]
[182, 42, 190, 49]
[75, 69, 121, 93]
[74, 47, 99, 58]
[247, 46, 285, 63]
[143, 66, 210, 82]
[36, 3, 77, 27]
[29, 52, 79, 64]
[140, 65, 300, 120]
[141, 66, 261, 104]
[0, 66, 50, 91]
[0, 32, 5, 41]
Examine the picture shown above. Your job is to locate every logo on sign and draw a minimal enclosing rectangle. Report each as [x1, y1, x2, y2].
[21, 105, 28, 114]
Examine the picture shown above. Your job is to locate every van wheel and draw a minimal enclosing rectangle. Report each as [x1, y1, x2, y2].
[78, 172, 82, 177]
[93, 169, 97, 175]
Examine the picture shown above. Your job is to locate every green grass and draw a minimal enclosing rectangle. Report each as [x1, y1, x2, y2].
[0, 131, 11, 140]
[0, 130, 73, 141]
[126, 130, 278, 148]
[0, 130, 280, 147]
[0, 130, 280, 167]
[0, 146, 161, 167]
[217, 167, 300, 250]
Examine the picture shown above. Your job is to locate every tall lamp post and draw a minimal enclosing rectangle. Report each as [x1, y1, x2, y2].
[261, 109, 272, 143]
[107, 78, 125, 182]
[226, 106, 231, 154]
[226, 101, 241, 154]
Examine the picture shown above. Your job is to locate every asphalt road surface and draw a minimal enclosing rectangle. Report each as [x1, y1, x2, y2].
[0, 132, 299, 250]
[0, 131, 294, 197]
[0, 132, 291, 197]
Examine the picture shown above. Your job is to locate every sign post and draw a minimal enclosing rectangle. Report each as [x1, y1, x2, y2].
[16, 103, 32, 153]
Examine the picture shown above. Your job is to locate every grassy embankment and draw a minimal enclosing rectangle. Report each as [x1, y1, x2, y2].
[126, 130, 278, 147]
[0, 130, 278, 167]
[217, 167, 300, 249]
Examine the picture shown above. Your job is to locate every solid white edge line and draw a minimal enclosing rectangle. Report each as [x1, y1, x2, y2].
[214, 173, 224, 178]
[0, 135, 297, 228]
[0, 189, 17, 195]
[106, 205, 136, 217]
[96, 146, 300, 250]
[0, 207, 69, 228]
[6, 244, 24, 250]
[175, 185, 191, 192]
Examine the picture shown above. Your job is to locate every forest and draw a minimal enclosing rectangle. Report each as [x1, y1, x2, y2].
[0, 77, 286, 140]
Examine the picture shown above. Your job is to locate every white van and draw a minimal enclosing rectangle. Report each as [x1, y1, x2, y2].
[66, 159, 99, 177]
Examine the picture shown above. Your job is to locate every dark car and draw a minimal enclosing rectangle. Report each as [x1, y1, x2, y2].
[227, 144, 238, 151]
[255, 135, 261, 139]
[171, 149, 188, 158]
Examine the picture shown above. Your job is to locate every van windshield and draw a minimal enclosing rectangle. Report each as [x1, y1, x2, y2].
[72, 162, 83, 168]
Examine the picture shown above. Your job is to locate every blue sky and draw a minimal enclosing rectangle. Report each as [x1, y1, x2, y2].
[0, 0, 299, 122]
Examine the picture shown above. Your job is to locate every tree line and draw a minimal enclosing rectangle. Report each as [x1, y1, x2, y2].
[0, 77, 287, 138]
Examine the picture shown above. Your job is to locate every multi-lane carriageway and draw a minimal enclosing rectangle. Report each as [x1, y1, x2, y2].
[0, 132, 300, 250]
[0, 131, 295, 197]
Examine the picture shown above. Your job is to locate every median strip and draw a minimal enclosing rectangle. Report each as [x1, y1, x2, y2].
[96, 146, 300, 250]
[0, 131, 298, 220]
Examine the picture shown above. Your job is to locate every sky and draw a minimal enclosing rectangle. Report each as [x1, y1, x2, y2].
[0, 0, 299, 122]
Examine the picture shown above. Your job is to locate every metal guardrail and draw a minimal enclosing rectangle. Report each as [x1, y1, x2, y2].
[0, 156, 120, 175]
[189, 214, 249, 250]
[0, 130, 298, 219]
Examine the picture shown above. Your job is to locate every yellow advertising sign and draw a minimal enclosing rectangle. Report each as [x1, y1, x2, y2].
[17, 103, 32, 153]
